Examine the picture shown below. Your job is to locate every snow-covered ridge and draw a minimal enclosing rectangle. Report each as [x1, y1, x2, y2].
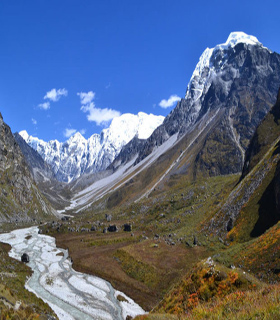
[216, 31, 261, 50]
[20, 112, 164, 183]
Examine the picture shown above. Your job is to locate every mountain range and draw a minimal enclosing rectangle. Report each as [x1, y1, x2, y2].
[9, 31, 280, 215]
[1, 31, 280, 319]
[19, 112, 164, 183]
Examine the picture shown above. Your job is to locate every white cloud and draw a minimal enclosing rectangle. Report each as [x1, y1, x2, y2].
[81, 103, 121, 125]
[159, 94, 181, 108]
[79, 129, 86, 135]
[38, 102, 50, 110]
[64, 128, 77, 138]
[44, 88, 68, 102]
[31, 118, 37, 125]
[78, 91, 121, 126]
[77, 91, 95, 105]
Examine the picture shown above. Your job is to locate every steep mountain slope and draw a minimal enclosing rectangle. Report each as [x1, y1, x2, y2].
[113, 32, 280, 177]
[14, 133, 71, 210]
[205, 88, 280, 243]
[14, 132, 56, 183]
[0, 114, 56, 223]
[242, 88, 280, 177]
[20, 112, 164, 183]
[64, 32, 280, 214]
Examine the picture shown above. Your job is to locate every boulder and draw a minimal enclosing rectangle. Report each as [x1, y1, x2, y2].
[108, 225, 118, 232]
[123, 223, 132, 232]
[21, 253, 29, 263]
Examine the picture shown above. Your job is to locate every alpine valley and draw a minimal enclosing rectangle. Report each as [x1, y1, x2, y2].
[1, 32, 280, 319]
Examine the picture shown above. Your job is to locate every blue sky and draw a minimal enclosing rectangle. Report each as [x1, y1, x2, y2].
[0, 0, 280, 141]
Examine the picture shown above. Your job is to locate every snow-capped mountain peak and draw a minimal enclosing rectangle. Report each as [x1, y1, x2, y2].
[19, 112, 164, 182]
[185, 31, 266, 107]
[18, 130, 29, 141]
[217, 31, 261, 50]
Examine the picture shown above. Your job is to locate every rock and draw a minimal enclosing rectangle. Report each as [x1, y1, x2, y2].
[123, 223, 132, 232]
[107, 225, 118, 232]
[21, 253, 29, 263]
[185, 241, 191, 247]
[226, 218, 234, 232]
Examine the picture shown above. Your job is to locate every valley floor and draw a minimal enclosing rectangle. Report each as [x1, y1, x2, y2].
[1, 170, 280, 320]
[0, 226, 145, 320]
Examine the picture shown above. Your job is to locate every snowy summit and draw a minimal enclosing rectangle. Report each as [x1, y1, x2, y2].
[189, 32, 262, 82]
[185, 31, 265, 102]
[215, 31, 261, 50]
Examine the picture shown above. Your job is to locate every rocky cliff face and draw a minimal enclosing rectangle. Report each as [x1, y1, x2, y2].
[20, 112, 164, 183]
[242, 88, 280, 177]
[205, 89, 280, 240]
[113, 32, 280, 176]
[0, 114, 55, 222]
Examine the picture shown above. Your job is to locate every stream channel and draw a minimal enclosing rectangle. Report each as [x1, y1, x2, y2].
[0, 226, 146, 320]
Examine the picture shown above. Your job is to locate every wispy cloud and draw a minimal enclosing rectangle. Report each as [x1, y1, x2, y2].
[44, 88, 68, 102]
[80, 129, 86, 135]
[64, 128, 77, 138]
[38, 102, 50, 110]
[159, 94, 181, 108]
[77, 91, 95, 105]
[78, 91, 121, 126]
[31, 118, 37, 125]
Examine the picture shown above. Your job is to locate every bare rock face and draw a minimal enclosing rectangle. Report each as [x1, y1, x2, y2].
[0, 113, 55, 222]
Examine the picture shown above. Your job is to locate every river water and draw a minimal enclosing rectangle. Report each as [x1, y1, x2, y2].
[0, 226, 146, 320]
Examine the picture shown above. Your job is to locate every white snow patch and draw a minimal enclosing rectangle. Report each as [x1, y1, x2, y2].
[115, 290, 147, 319]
